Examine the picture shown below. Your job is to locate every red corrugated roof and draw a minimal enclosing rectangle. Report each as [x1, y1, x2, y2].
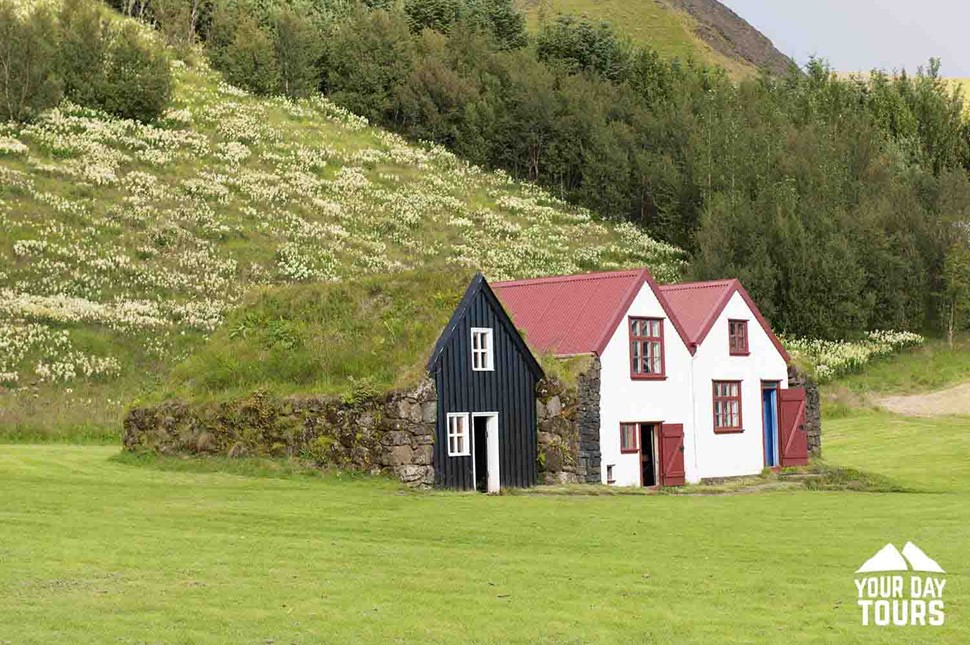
[658, 279, 790, 362]
[657, 280, 737, 348]
[493, 268, 790, 363]
[491, 269, 646, 356]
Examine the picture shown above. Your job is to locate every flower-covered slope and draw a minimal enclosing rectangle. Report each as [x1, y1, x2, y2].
[0, 60, 683, 400]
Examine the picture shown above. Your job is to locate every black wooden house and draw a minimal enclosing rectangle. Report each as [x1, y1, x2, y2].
[427, 274, 544, 492]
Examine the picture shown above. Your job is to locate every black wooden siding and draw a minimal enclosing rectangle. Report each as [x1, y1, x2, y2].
[430, 281, 541, 490]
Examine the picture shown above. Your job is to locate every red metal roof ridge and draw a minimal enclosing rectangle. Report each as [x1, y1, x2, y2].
[686, 279, 741, 349]
[590, 268, 651, 355]
[658, 279, 735, 291]
[491, 268, 643, 288]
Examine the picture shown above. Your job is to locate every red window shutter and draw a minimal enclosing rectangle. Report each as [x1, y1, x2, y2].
[779, 388, 808, 466]
[659, 423, 685, 486]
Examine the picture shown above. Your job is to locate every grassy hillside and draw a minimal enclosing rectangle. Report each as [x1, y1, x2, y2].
[514, 0, 789, 78]
[0, 57, 682, 439]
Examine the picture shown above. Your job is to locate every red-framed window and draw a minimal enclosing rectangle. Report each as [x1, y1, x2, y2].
[729, 320, 749, 355]
[713, 381, 743, 433]
[629, 317, 665, 379]
[620, 423, 639, 453]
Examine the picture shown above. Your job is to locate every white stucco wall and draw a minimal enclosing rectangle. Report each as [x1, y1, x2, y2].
[598, 284, 696, 486]
[688, 292, 789, 480]
[598, 288, 789, 486]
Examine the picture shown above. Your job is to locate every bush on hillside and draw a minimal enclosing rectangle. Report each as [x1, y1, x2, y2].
[0, 0, 172, 123]
[57, 0, 110, 108]
[274, 6, 320, 98]
[0, 2, 62, 122]
[536, 14, 630, 81]
[100, 22, 173, 122]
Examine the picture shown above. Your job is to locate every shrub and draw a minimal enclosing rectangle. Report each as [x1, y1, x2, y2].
[100, 22, 173, 122]
[275, 7, 320, 98]
[57, 0, 110, 107]
[221, 12, 280, 94]
[0, 2, 62, 122]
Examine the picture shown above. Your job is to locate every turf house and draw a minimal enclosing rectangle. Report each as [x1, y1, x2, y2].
[125, 267, 813, 491]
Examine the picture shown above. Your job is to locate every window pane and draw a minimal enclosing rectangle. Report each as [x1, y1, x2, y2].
[621, 424, 637, 450]
[649, 320, 660, 336]
[631, 320, 640, 336]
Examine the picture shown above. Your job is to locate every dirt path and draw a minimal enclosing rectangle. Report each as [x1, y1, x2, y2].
[879, 382, 970, 417]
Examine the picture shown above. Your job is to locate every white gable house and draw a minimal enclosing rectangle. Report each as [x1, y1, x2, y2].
[493, 268, 808, 487]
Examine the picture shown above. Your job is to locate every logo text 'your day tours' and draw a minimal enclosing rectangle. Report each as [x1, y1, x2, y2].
[855, 542, 946, 627]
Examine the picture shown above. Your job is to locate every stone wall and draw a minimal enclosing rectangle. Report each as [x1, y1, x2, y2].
[123, 380, 437, 486]
[535, 358, 601, 485]
[536, 377, 580, 484]
[788, 366, 822, 456]
[576, 357, 602, 483]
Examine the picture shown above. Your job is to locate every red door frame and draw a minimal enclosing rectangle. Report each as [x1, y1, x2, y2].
[760, 380, 780, 469]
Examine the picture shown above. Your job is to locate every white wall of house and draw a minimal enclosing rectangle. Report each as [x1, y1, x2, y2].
[598, 284, 696, 486]
[688, 291, 789, 480]
[598, 288, 789, 486]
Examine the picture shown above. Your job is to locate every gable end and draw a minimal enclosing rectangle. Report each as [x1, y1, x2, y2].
[427, 273, 544, 379]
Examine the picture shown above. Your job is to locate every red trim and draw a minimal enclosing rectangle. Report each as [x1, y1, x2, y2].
[712, 380, 743, 433]
[665, 279, 790, 363]
[621, 421, 662, 487]
[592, 268, 693, 356]
[729, 319, 749, 355]
[619, 422, 640, 454]
[628, 316, 666, 379]
[735, 283, 791, 363]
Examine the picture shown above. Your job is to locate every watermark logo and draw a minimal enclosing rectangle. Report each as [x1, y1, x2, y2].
[855, 542, 946, 627]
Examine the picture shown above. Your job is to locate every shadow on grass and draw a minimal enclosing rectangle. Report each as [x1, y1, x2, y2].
[514, 460, 918, 497]
[109, 451, 403, 488]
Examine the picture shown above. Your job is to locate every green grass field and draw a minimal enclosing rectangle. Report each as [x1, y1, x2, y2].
[2, 326, 968, 642]
[2, 383, 969, 642]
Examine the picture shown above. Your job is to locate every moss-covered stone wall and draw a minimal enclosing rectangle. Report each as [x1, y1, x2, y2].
[123, 380, 437, 486]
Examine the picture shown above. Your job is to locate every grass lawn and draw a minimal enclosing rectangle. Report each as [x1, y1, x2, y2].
[1, 421, 968, 643]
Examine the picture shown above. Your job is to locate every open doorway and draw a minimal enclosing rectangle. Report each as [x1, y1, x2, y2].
[639, 423, 658, 487]
[762, 382, 780, 467]
[471, 413, 500, 493]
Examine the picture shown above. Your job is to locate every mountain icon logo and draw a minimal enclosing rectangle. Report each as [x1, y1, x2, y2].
[856, 542, 945, 574]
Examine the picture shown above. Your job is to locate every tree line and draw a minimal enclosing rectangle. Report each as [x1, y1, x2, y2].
[8, 0, 970, 339]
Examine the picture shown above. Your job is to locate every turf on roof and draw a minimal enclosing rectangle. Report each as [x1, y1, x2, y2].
[152, 269, 477, 402]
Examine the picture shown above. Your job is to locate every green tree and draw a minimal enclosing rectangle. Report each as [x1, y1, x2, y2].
[536, 15, 629, 81]
[57, 0, 109, 108]
[0, 3, 61, 122]
[323, 7, 414, 122]
[942, 236, 970, 348]
[223, 12, 280, 95]
[100, 22, 173, 122]
[275, 7, 319, 98]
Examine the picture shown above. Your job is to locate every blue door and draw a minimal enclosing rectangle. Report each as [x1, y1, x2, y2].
[762, 386, 779, 467]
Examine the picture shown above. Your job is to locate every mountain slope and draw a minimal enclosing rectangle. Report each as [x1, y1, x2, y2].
[515, 0, 793, 77]
[0, 58, 682, 437]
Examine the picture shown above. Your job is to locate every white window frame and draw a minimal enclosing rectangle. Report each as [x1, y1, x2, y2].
[470, 327, 494, 372]
[447, 412, 470, 457]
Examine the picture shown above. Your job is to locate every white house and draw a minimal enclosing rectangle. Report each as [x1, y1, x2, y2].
[493, 268, 808, 487]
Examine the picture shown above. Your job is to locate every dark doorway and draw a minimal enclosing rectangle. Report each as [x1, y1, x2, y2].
[640, 423, 657, 487]
[473, 416, 489, 492]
